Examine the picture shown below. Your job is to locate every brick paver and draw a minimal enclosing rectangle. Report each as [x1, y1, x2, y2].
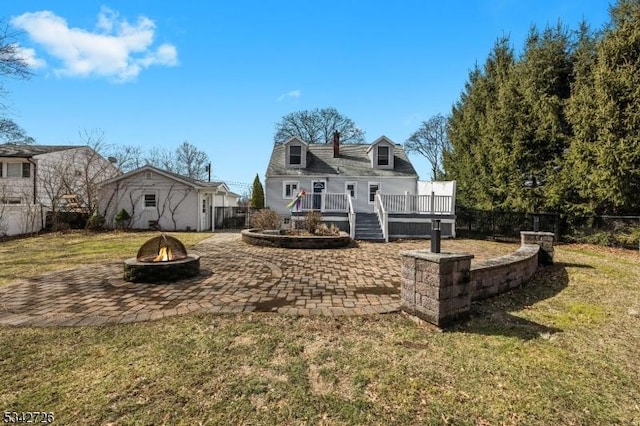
[0, 233, 507, 327]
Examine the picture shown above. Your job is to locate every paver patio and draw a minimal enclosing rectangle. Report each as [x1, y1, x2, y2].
[0, 233, 517, 327]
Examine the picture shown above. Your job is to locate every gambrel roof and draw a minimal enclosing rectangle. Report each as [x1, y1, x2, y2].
[266, 141, 418, 177]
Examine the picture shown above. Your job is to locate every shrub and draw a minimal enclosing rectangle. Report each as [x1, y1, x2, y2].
[223, 216, 247, 229]
[86, 212, 106, 230]
[250, 208, 282, 230]
[314, 223, 341, 236]
[114, 208, 131, 229]
[303, 211, 323, 234]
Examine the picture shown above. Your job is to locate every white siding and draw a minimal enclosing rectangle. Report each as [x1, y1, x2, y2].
[99, 172, 199, 231]
[0, 205, 42, 236]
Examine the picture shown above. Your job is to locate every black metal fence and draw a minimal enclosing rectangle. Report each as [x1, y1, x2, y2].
[455, 207, 559, 241]
[215, 207, 255, 229]
[563, 215, 640, 250]
[455, 207, 640, 250]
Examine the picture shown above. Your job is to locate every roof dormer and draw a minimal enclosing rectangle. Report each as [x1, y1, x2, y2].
[366, 136, 395, 170]
[283, 136, 308, 169]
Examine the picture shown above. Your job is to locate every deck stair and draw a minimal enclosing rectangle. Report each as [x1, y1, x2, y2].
[354, 213, 385, 242]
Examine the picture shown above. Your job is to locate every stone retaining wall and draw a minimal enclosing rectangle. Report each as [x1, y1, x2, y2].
[470, 245, 539, 300]
[401, 231, 554, 327]
[241, 229, 352, 249]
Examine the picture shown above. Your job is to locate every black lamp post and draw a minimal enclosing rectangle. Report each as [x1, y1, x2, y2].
[524, 172, 543, 232]
[431, 219, 441, 253]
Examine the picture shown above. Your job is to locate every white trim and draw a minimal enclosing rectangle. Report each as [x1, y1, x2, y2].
[287, 145, 303, 166]
[345, 181, 357, 199]
[311, 179, 327, 210]
[282, 180, 300, 199]
[368, 182, 380, 204]
[377, 145, 390, 166]
[143, 192, 158, 209]
[311, 180, 327, 193]
[5, 161, 30, 178]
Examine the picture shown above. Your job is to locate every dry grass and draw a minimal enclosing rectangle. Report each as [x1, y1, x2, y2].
[0, 236, 639, 424]
[0, 231, 212, 286]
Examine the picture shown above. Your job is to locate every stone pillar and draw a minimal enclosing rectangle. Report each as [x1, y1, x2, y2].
[401, 250, 474, 327]
[520, 231, 555, 265]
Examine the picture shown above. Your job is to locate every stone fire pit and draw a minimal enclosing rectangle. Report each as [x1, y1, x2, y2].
[123, 234, 200, 283]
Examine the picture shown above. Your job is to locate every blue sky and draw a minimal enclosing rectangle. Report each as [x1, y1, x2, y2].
[3, 1, 611, 194]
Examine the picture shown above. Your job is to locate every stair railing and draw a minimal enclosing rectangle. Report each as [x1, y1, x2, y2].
[374, 192, 389, 242]
[347, 194, 355, 239]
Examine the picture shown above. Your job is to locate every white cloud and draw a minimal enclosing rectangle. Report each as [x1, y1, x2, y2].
[13, 45, 46, 69]
[277, 89, 302, 102]
[11, 7, 178, 82]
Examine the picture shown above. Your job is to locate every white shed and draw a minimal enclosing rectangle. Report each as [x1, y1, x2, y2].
[98, 165, 239, 231]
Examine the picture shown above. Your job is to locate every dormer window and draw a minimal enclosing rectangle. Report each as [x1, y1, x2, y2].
[377, 146, 389, 166]
[289, 145, 302, 165]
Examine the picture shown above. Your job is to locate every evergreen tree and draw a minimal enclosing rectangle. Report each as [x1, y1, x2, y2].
[515, 23, 573, 212]
[251, 174, 265, 209]
[558, 20, 601, 215]
[588, 0, 640, 214]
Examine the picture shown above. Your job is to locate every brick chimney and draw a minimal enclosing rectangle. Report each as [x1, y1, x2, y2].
[333, 130, 340, 158]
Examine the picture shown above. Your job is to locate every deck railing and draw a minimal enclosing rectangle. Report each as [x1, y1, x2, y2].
[380, 192, 453, 215]
[298, 193, 349, 212]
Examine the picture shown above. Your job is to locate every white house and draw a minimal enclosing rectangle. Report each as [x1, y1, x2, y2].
[98, 165, 240, 232]
[0, 144, 118, 236]
[265, 132, 456, 241]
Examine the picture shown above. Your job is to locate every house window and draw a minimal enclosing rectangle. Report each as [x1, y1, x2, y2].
[345, 181, 357, 198]
[144, 193, 157, 208]
[2, 197, 22, 205]
[289, 145, 302, 165]
[0, 162, 3, 177]
[283, 181, 299, 199]
[6, 163, 30, 178]
[377, 146, 389, 166]
[202, 199, 206, 213]
[368, 182, 380, 203]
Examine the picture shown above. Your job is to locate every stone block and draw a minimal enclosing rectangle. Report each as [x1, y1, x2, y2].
[419, 296, 440, 313]
[415, 259, 440, 274]
[401, 287, 415, 306]
[453, 270, 471, 285]
[413, 307, 438, 324]
[415, 281, 439, 299]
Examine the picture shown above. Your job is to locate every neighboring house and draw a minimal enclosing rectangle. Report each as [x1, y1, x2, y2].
[265, 132, 456, 241]
[0, 144, 118, 236]
[98, 165, 240, 232]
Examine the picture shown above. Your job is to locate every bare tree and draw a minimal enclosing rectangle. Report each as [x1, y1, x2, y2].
[274, 107, 366, 145]
[162, 182, 193, 230]
[175, 140, 209, 180]
[37, 129, 120, 216]
[1, 21, 34, 143]
[110, 144, 144, 173]
[0, 184, 8, 235]
[145, 147, 177, 172]
[17, 186, 41, 234]
[405, 114, 451, 180]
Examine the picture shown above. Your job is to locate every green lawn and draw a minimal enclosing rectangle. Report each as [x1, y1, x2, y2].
[1, 235, 639, 425]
